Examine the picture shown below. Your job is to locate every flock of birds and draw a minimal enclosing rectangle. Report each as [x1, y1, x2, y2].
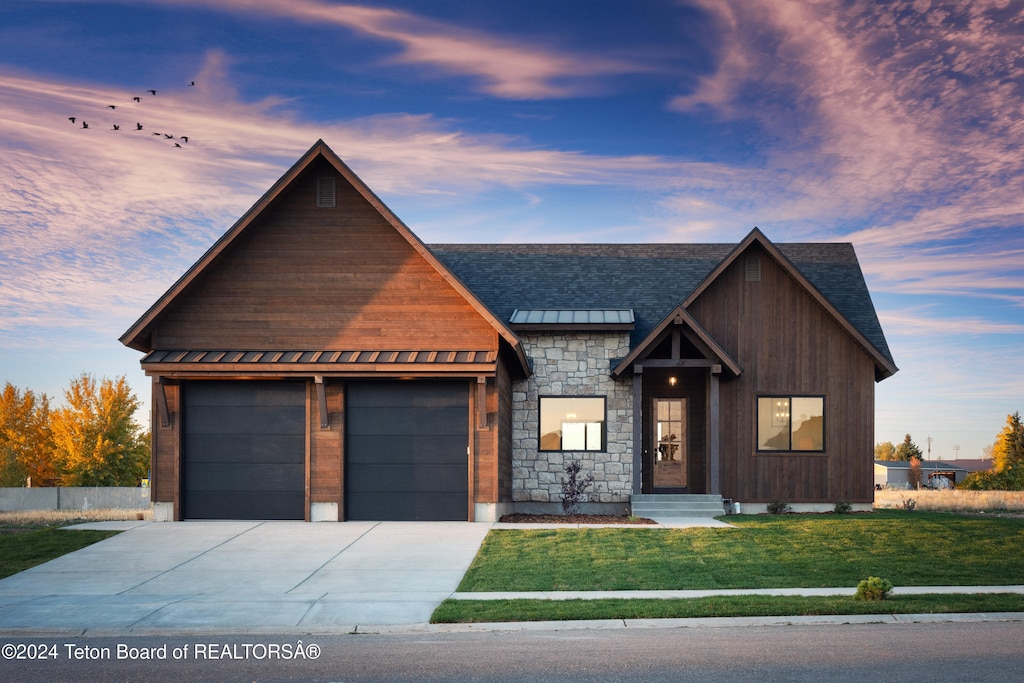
[68, 82, 195, 148]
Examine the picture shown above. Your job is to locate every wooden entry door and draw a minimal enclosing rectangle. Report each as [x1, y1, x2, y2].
[653, 398, 687, 490]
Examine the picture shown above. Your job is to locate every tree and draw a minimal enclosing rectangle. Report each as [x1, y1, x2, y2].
[0, 383, 55, 486]
[908, 456, 924, 489]
[49, 374, 149, 486]
[874, 441, 896, 460]
[894, 434, 923, 461]
[992, 411, 1024, 474]
[961, 412, 1024, 491]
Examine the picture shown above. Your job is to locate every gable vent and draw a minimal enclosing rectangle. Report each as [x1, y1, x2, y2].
[745, 255, 761, 282]
[316, 176, 336, 208]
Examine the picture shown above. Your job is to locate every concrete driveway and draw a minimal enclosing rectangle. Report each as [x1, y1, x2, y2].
[0, 521, 491, 633]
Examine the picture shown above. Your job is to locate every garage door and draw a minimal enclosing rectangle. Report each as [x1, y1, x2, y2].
[345, 381, 469, 521]
[183, 381, 306, 520]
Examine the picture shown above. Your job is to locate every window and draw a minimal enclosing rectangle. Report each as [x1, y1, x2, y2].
[539, 396, 606, 452]
[757, 396, 824, 452]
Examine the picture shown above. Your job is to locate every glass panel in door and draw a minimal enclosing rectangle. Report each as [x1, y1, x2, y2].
[653, 398, 687, 488]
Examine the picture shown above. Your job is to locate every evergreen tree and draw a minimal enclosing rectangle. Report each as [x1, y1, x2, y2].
[894, 434, 923, 461]
[992, 412, 1024, 474]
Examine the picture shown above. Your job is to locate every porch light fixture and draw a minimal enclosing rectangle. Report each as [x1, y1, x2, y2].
[668, 376, 678, 386]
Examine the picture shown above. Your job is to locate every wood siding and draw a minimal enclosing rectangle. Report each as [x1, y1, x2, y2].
[310, 380, 343, 508]
[153, 157, 498, 353]
[688, 244, 876, 503]
[496, 359, 514, 503]
[151, 378, 179, 509]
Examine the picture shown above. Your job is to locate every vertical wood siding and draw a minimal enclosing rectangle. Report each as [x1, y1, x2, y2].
[153, 157, 498, 352]
[688, 244, 876, 503]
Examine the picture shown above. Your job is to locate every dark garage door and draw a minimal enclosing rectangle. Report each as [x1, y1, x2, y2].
[345, 381, 469, 521]
[183, 381, 306, 520]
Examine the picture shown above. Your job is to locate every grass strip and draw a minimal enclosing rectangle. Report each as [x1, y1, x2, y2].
[431, 593, 1024, 624]
[458, 511, 1024, 591]
[0, 526, 119, 579]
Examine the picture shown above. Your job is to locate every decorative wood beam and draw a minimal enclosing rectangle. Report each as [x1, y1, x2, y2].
[314, 375, 329, 429]
[709, 367, 721, 496]
[640, 359, 720, 368]
[156, 377, 172, 429]
[632, 365, 643, 496]
[477, 376, 488, 429]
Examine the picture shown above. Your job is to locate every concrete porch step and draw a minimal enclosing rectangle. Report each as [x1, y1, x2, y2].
[630, 494, 726, 518]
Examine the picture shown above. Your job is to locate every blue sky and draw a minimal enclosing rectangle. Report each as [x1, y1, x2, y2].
[2, 0, 1022, 461]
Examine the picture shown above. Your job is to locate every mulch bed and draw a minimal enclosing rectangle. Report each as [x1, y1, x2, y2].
[498, 513, 657, 525]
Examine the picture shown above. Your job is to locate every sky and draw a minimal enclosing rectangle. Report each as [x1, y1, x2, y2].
[2, 0, 1023, 462]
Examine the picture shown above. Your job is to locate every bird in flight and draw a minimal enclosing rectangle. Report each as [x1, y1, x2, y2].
[180, 136, 189, 143]
[133, 96, 141, 102]
[164, 133, 173, 139]
[81, 121, 89, 129]
[189, 81, 196, 86]
[147, 89, 157, 95]
[112, 124, 120, 131]
[107, 104, 116, 109]
[136, 122, 143, 131]
[68, 117, 76, 124]
[152, 132, 162, 136]
[174, 142, 182, 148]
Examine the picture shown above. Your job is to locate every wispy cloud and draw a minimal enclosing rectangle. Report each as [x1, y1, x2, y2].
[0, 57, 718, 348]
[135, 0, 649, 99]
[663, 0, 1024, 301]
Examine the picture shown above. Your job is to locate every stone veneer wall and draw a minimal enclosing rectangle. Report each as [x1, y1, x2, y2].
[512, 332, 633, 508]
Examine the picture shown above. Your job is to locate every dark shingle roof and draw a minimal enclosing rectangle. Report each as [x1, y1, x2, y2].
[429, 242, 895, 368]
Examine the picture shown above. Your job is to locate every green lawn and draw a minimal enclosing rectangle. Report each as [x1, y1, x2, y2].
[432, 593, 1024, 624]
[436, 511, 1024, 623]
[0, 526, 119, 580]
[456, 511, 1024, 592]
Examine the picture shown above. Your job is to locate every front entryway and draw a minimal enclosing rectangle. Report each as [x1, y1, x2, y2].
[653, 398, 688, 490]
[344, 380, 470, 521]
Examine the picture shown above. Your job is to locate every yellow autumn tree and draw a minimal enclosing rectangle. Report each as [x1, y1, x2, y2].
[992, 412, 1024, 474]
[0, 383, 56, 486]
[49, 374, 149, 486]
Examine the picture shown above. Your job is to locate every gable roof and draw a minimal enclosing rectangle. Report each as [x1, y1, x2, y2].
[611, 305, 742, 378]
[120, 140, 530, 376]
[684, 228, 898, 380]
[431, 231, 897, 380]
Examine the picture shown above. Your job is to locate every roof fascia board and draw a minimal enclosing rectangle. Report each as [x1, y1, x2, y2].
[682, 228, 898, 380]
[612, 305, 742, 378]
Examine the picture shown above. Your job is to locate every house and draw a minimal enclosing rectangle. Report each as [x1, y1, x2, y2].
[874, 460, 974, 489]
[120, 140, 898, 522]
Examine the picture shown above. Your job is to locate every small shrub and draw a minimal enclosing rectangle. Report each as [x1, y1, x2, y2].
[560, 460, 595, 516]
[833, 501, 853, 514]
[900, 497, 917, 512]
[855, 576, 894, 601]
[766, 500, 792, 515]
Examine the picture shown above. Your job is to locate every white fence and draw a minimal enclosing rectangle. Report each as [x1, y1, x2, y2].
[0, 487, 151, 512]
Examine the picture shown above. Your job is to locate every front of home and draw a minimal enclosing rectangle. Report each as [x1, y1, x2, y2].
[121, 141, 897, 522]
